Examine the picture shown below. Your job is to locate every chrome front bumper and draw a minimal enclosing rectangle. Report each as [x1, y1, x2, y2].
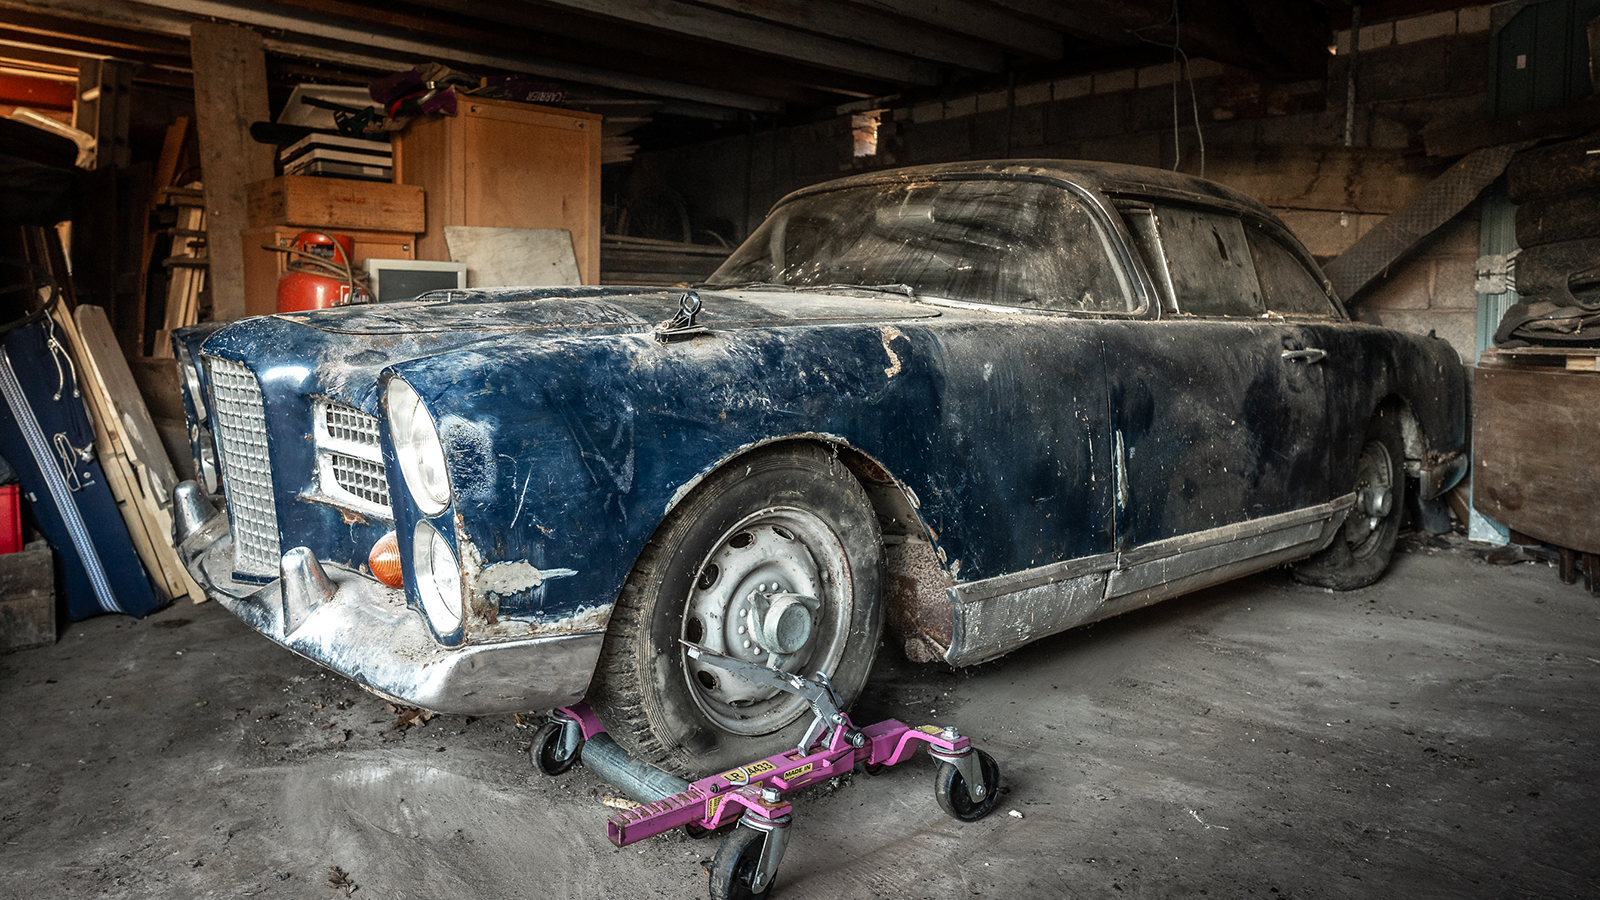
[175, 499, 602, 716]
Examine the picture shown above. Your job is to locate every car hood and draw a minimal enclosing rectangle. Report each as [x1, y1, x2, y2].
[201, 285, 941, 412]
[271, 285, 939, 335]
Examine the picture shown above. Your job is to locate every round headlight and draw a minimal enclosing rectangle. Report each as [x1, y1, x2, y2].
[413, 520, 462, 634]
[386, 378, 452, 516]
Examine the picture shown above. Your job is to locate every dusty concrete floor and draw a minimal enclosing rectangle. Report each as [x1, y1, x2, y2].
[3, 535, 1598, 899]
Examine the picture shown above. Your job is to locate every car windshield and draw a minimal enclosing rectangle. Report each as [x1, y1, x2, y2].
[707, 178, 1135, 312]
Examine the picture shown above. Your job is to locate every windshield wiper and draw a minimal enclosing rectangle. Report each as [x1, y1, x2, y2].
[793, 283, 918, 298]
[693, 280, 796, 292]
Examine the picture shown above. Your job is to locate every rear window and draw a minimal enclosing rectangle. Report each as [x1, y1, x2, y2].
[1247, 228, 1339, 316]
[709, 179, 1136, 313]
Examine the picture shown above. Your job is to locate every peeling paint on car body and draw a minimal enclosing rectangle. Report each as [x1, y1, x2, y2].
[178, 160, 1467, 715]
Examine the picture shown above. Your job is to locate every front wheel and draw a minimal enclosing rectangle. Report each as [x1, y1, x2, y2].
[1293, 407, 1407, 590]
[587, 444, 884, 777]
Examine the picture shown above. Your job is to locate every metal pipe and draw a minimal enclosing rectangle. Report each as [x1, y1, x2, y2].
[580, 733, 690, 803]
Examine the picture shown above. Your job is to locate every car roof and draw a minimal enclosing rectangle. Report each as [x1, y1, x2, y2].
[774, 159, 1275, 221]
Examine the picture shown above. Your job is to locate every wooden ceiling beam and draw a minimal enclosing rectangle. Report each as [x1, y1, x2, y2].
[507, 0, 941, 85]
[390, 0, 899, 99]
[843, 0, 1063, 60]
[690, 0, 1006, 73]
[985, 0, 1332, 80]
[0, 0, 787, 113]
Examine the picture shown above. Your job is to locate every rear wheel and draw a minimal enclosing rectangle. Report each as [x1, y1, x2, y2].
[587, 444, 883, 777]
[1293, 407, 1407, 590]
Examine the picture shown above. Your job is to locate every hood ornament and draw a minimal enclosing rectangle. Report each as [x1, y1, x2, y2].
[654, 290, 707, 343]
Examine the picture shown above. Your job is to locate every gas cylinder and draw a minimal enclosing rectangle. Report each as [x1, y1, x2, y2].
[275, 232, 368, 313]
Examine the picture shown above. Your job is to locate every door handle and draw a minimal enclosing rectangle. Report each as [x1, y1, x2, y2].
[1282, 348, 1326, 364]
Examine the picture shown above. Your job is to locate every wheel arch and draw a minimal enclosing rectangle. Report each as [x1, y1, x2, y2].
[648, 434, 957, 665]
[1377, 392, 1464, 498]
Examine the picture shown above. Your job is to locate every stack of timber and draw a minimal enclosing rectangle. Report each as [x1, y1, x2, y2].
[153, 181, 207, 356]
[600, 235, 730, 286]
[54, 303, 201, 603]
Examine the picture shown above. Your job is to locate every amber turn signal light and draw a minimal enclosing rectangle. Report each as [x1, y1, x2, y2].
[369, 530, 403, 588]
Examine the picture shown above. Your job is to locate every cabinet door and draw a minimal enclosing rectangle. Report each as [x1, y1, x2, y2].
[463, 109, 600, 283]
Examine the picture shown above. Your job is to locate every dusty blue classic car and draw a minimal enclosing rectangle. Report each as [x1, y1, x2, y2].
[173, 161, 1466, 776]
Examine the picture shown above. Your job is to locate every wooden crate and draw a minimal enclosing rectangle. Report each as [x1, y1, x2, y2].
[0, 541, 55, 652]
[241, 226, 417, 317]
[394, 98, 601, 284]
[247, 175, 425, 233]
[1474, 349, 1600, 553]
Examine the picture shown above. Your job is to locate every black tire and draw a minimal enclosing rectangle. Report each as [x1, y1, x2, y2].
[587, 444, 884, 778]
[709, 826, 771, 900]
[1292, 407, 1407, 590]
[530, 721, 579, 776]
[934, 748, 1001, 822]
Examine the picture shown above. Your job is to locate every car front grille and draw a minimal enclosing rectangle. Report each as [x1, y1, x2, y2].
[329, 452, 390, 508]
[324, 402, 382, 447]
[315, 400, 392, 516]
[206, 356, 281, 579]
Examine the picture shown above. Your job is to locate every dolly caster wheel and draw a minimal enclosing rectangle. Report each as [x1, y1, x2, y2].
[709, 826, 772, 900]
[531, 720, 580, 776]
[934, 748, 1000, 822]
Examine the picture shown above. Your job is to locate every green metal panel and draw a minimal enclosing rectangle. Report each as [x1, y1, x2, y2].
[1489, 0, 1600, 117]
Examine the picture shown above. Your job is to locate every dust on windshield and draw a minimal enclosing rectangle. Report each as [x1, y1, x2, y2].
[707, 178, 1135, 313]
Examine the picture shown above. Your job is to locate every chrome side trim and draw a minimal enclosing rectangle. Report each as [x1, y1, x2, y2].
[942, 496, 1355, 668]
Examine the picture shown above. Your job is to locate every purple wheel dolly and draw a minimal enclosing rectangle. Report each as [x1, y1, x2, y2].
[530, 644, 1002, 899]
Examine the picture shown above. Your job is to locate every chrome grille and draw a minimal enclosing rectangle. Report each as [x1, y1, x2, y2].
[206, 356, 280, 578]
[330, 453, 389, 508]
[315, 400, 392, 518]
[324, 403, 382, 447]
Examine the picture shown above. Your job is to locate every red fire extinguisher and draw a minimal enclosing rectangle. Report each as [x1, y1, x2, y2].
[273, 232, 371, 313]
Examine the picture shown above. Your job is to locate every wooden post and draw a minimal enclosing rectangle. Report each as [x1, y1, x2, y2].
[189, 23, 273, 322]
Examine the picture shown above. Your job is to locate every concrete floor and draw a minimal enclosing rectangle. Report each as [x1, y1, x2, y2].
[3, 534, 1598, 899]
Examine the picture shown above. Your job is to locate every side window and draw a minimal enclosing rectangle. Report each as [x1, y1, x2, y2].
[1152, 205, 1264, 317]
[1246, 227, 1339, 316]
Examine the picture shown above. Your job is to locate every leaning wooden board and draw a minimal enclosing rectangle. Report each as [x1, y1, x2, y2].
[1474, 350, 1600, 554]
[56, 304, 203, 603]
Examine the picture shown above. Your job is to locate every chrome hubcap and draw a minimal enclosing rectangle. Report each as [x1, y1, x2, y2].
[681, 508, 851, 736]
[1347, 439, 1394, 556]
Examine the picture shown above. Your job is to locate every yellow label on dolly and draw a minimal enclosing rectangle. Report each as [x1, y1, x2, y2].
[918, 725, 944, 735]
[706, 796, 722, 819]
[722, 760, 775, 782]
[780, 762, 814, 782]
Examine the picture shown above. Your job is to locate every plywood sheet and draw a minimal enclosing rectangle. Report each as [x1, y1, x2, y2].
[445, 226, 580, 287]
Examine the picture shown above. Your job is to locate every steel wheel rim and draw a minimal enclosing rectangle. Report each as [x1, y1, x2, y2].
[1345, 438, 1394, 559]
[681, 507, 852, 736]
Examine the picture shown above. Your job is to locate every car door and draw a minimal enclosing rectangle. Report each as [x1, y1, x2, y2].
[1100, 202, 1330, 612]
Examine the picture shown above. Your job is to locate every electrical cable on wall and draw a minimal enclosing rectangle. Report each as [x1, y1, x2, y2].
[1129, 0, 1206, 177]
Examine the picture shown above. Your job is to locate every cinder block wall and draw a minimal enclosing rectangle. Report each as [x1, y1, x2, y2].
[643, 4, 1500, 363]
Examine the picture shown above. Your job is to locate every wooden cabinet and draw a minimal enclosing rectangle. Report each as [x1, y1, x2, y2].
[394, 98, 602, 284]
[1474, 347, 1600, 555]
[240, 226, 416, 317]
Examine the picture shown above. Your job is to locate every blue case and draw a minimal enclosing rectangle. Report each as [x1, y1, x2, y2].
[0, 314, 163, 620]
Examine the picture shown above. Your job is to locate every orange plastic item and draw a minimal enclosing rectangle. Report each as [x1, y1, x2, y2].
[368, 530, 403, 587]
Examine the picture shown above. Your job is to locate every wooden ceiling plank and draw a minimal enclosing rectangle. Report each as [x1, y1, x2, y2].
[0, 3, 192, 57]
[642, 0, 1005, 73]
[975, 0, 1155, 45]
[389, 0, 897, 99]
[843, 0, 1062, 60]
[515, 0, 941, 84]
[0, 0, 786, 113]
